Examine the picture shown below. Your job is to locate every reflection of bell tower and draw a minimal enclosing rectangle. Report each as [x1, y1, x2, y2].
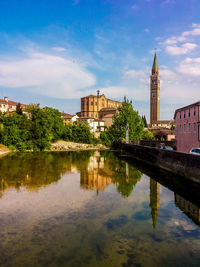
[150, 178, 160, 228]
[150, 51, 160, 127]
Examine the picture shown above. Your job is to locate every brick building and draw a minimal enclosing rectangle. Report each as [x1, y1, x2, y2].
[79, 90, 121, 127]
[150, 53, 160, 126]
[149, 53, 175, 142]
[174, 101, 200, 153]
[80, 90, 121, 119]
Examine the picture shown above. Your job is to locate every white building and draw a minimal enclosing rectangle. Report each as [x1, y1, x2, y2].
[0, 97, 26, 114]
[77, 117, 105, 133]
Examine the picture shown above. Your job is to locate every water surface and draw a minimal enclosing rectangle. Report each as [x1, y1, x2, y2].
[0, 151, 200, 266]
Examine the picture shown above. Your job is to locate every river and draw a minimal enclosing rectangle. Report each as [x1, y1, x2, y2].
[0, 151, 200, 266]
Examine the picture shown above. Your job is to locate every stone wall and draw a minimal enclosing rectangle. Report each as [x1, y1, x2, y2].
[120, 143, 200, 184]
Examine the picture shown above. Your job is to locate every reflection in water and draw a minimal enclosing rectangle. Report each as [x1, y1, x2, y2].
[149, 178, 160, 228]
[80, 151, 142, 197]
[0, 151, 142, 199]
[0, 151, 93, 195]
[80, 151, 112, 193]
[175, 194, 200, 226]
[0, 151, 200, 266]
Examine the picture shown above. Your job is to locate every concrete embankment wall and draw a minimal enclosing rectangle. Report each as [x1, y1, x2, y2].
[120, 143, 200, 184]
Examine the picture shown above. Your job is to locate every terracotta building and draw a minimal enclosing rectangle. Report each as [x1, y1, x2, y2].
[80, 90, 121, 127]
[0, 97, 26, 114]
[174, 101, 200, 153]
[61, 112, 78, 125]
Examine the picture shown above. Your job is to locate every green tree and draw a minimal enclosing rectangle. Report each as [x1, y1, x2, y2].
[101, 98, 144, 146]
[142, 115, 148, 127]
[16, 103, 23, 115]
[142, 130, 154, 140]
[64, 121, 94, 144]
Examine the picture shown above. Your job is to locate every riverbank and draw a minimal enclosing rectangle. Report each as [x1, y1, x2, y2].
[0, 144, 10, 157]
[50, 140, 108, 151]
[120, 143, 200, 184]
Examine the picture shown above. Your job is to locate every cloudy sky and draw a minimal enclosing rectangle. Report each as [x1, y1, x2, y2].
[0, 0, 200, 121]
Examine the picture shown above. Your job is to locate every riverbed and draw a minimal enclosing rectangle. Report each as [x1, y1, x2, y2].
[0, 151, 199, 266]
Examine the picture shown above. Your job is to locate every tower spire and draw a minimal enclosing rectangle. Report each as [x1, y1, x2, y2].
[152, 49, 159, 75]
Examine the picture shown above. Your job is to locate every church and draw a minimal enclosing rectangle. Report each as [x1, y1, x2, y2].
[150, 52, 174, 129]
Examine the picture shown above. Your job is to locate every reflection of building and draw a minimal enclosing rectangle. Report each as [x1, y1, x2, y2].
[80, 151, 112, 193]
[174, 102, 200, 153]
[149, 178, 160, 228]
[175, 194, 200, 226]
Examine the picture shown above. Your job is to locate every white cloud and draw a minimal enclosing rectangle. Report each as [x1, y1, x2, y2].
[0, 50, 96, 98]
[176, 57, 200, 76]
[144, 28, 150, 33]
[52, 47, 66, 52]
[165, 43, 197, 55]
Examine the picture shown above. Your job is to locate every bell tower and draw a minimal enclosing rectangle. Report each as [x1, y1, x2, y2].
[150, 52, 160, 126]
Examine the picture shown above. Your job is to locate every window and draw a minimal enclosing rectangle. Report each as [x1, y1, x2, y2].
[184, 110, 186, 118]
[180, 112, 181, 119]
[91, 101, 93, 106]
[184, 124, 186, 132]
[194, 123, 196, 131]
[189, 109, 190, 117]
[188, 123, 190, 132]
[194, 106, 196, 116]
[102, 103, 104, 107]
[152, 92, 156, 98]
[180, 125, 182, 131]
[95, 102, 97, 106]
[87, 101, 88, 106]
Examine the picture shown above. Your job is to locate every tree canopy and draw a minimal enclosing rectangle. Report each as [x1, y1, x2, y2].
[100, 98, 144, 146]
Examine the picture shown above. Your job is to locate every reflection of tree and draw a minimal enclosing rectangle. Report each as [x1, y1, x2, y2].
[0, 150, 142, 199]
[149, 178, 160, 228]
[110, 160, 142, 198]
[0, 151, 93, 194]
[80, 151, 142, 197]
[98, 152, 142, 197]
[175, 194, 200, 226]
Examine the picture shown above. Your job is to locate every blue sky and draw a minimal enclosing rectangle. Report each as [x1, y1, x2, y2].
[1, 0, 200, 121]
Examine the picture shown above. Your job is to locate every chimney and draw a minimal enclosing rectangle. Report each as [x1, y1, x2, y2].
[4, 97, 8, 103]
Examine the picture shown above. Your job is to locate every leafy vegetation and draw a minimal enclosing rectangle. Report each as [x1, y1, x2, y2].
[0, 105, 94, 151]
[100, 98, 146, 146]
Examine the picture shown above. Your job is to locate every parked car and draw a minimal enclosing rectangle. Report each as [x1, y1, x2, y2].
[189, 148, 200, 155]
[159, 143, 173, 151]
[165, 146, 173, 151]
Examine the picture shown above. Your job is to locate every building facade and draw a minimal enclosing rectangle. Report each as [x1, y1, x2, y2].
[77, 117, 105, 137]
[79, 90, 121, 128]
[150, 53, 160, 127]
[80, 90, 121, 119]
[61, 112, 78, 125]
[174, 101, 200, 153]
[0, 97, 26, 113]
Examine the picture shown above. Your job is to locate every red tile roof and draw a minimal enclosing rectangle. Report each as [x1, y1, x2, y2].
[61, 112, 74, 119]
[0, 99, 26, 106]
